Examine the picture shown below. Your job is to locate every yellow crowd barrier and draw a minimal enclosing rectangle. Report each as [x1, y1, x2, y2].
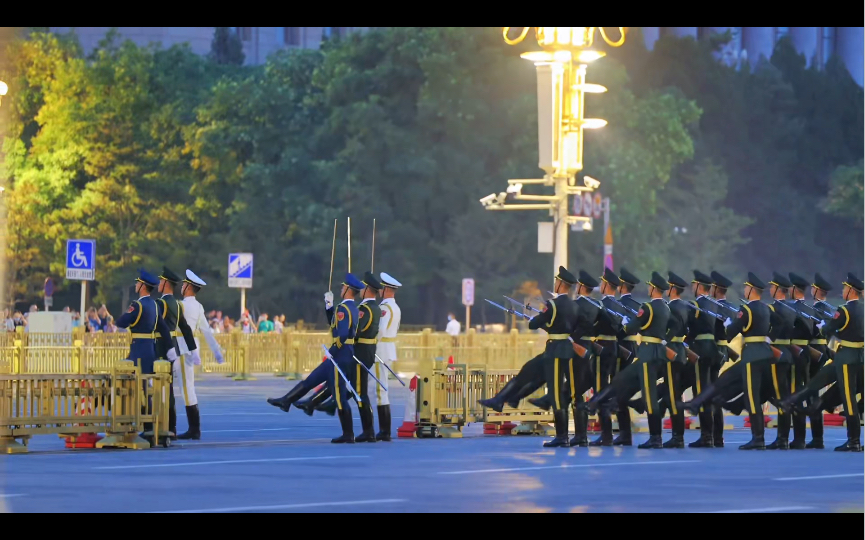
[0, 359, 172, 454]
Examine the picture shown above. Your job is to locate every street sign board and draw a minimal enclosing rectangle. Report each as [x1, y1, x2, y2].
[228, 253, 253, 288]
[593, 192, 603, 219]
[582, 193, 593, 217]
[538, 222, 553, 253]
[462, 278, 475, 306]
[573, 193, 582, 216]
[66, 240, 95, 281]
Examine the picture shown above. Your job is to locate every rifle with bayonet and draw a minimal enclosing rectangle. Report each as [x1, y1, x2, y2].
[603, 297, 692, 363]
[497, 296, 595, 358]
[773, 301, 828, 362]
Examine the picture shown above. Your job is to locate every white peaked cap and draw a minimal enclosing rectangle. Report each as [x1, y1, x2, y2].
[184, 269, 207, 287]
[379, 272, 401, 288]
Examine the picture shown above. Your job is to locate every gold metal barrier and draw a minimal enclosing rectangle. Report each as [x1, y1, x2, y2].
[0, 360, 172, 454]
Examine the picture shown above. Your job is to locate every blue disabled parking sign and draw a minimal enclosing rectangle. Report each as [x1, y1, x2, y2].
[228, 253, 253, 288]
[66, 239, 95, 281]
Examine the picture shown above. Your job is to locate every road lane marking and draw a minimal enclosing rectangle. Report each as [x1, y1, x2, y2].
[438, 460, 701, 475]
[93, 455, 369, 470]
[149, 499, 407, 513]
[705, 506, 814, 513]
[774, 473, 863, 481]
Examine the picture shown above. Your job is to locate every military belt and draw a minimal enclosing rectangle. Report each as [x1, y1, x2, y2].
[379, 337, 397, 343]
[839, 340, 865, 349]
[640, 337, 664, 344]
[791, 339, 810, 346]
[743, 336, 769, 344]
[669, 336, 686, 343]
[695, 334, 715, 341]
[810, 339, 827, 345]
[171, 331, 182, 337]
[131, 333, 155, 339]
[357, 338, 377, 345]
[595, 335, 617, 341]
[772, 339, 791, 345]
[715, 340, 729, 346]
[623, 335, 639, 342]
[580, 336, 597, 342]
[547, 334, 570, 340]
[344, 339, 355, 345]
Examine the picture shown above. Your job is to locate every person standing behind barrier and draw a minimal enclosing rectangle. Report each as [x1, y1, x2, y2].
[177, 269, 225, 440]
[446, 312, 460, 348]
[156, 267, 199, 441]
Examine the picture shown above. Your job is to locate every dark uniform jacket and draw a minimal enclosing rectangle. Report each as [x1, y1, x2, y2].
[572, 296, 601, 352]
[355, 298, 381, 366]
[820, 299, 864, 366]
[116, 295, 173, 374]
[156, 294, 197, 359]
[666, 298, 689, 364]
[726, 299, 772, 363]
[768, 300, 796, 364]
[624, 297, 670, 362]
[327, 299, 359, 363]
[688, 296, 719, 363]
[529, 293, 579, 360]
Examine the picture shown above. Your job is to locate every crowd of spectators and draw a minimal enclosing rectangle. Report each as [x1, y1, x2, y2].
[206, 310, 286, 334]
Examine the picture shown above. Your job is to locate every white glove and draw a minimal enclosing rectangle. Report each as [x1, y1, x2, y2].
[621, 316, 630, 326]
[324, 291, 334, 309]
[184, 350, 196, 367]
[166, 348, 178, 362]
[214, 350, 224, 365]
[816, 320, 826, 331]
[724, 317, 732, 328]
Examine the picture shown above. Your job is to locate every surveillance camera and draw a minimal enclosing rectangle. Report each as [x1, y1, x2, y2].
[583, 176, 601, 189]
[506, 183, 522, 195]
[479, 193, 497, 206]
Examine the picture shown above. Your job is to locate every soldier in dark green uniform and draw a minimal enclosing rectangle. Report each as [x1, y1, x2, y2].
[798, 273, 835, 448]
[156, 267, 198, 440]
[583, 271, 671, 449]
[780, 273, 864, 452]
[352, 271, 383, 442]
[765, 272, 796, 450]
[566, 270, 602, 447]
[612, 268, 642, 445]
[786, 272, 817, 449]
[685, 270, 723, 448]
[591, 267, 625, 446]
[661, 271, 690, 448]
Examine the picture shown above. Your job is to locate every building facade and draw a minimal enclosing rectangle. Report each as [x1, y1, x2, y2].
[46, 27, 368, 66]
[641, 27, 864, 87]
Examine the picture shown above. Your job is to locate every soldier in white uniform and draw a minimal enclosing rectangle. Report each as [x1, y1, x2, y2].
[374, 272, 402, 441]
[176, 269, 225, 440]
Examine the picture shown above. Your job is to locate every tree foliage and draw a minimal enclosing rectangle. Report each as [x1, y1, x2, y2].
[0, 28, 861, 322]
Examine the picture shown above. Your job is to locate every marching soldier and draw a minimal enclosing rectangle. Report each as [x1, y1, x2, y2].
[683, 272, 774, 450]
[780, 273, 864, 452]
[155, 267, 198, 440]
[611, 268, 642, 445]
[584, 271, 672, 449]
[591, 267, 625, 446]
[373, 272, 402, 441]
[787, 272, 818, 449]
[796, 272, 835, 448]
[685, 270, 724, 448]
[114, 270, 175, 438]
[567, 270, 602, 447]
[766, 272, 796, 450]
[177, 269, 226, 440]
[353, 271, 383, 442]
[661, 271, 690, 448]
[267, 273, 363, 443]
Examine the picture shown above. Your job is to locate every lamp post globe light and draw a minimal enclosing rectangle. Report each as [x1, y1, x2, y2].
[483, 27, 625, 286]
[0, 80, 7, 107]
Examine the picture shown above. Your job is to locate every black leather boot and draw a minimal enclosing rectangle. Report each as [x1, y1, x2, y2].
[663, 414, 685, 448]
[834, 416, 862, 452]
[638, 415, 663, 449]
[177, 405, 201, 440]
[266, 383, 308, 413]
[806, 409, 824, 449]
[569, 405, 588, 447]
[331, 406, 355, 444]
[356, 404, 377, 443]
[316, 397, 338, 417]
[767, 412, 790, 450]
[168, 388, 177, 440]
[543, 408, 570, 448]
[580, 384, 615, 414]
[627, 398, 646, 414]
[528, 393, 554, 411]
[375, 405, 392, 442]
[689, 410, 714, 448]
[507, 381, 544, 408]
[712, 406, 725, 447]
[789, 411, 807, 449]
[478, 378, 520, 413]
[612, 407, 632, 446]
[296, 387, 331, 417]
[739, 412, 765, 450]
[589, 409, 613, 446]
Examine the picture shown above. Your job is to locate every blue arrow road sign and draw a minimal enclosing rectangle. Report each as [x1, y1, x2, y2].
[228, 253, 253, 288]
[66, 239, 95, 281]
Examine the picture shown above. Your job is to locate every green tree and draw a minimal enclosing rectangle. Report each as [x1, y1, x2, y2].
[823, 160, 864, 225]
[209, 27, 245, 66]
